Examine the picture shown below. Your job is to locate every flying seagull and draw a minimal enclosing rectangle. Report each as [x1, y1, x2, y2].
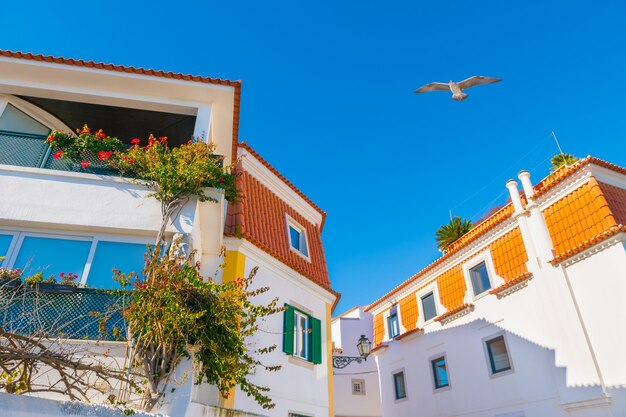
[414, 76, 502, 101]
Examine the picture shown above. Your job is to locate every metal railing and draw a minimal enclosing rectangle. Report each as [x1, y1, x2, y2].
[0, 130, 116, 175]
[0, 285, 129, 341]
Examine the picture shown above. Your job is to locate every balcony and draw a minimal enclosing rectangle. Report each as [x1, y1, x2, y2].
[0, 286, 128, 341]
[0, 130, 116, 175]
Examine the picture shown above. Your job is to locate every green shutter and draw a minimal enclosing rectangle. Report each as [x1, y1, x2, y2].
[283, 304, 295, 355]
[310, 316, 322, 364]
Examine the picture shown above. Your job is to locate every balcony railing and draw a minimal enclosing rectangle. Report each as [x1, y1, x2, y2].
[0, 286, 129, 341]
[0, 130, 116, 175]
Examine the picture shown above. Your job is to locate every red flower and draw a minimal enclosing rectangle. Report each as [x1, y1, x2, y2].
[53, 150, 63, 160]
[59, 272, 65, 277]
[219, 177, 225, 183]
[97, 150, 112, 161]
[131, 138, 141, 145]
[47, 134, 55, 143]
[81, 160, 91, 169]
[96, 129, 106, 139]
[79, 124, 91, 135]
[159, 136, 167, 144]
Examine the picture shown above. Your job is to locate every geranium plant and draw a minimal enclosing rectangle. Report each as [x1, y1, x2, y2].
[24, 272, 55, 286]
[0, 267, 21, 282]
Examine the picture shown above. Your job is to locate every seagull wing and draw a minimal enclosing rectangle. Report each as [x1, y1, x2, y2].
[414, 82, 450, 93]
[457, 76, 502, 90]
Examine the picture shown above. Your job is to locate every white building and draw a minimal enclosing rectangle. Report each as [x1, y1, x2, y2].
[0, 50, 338, 417]
[331, 307, 382, 417]
[365, 158, 626, 417]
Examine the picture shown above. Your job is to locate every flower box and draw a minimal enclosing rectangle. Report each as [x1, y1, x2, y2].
[25, 283, 77, 294]
[0, 278, 21, 290]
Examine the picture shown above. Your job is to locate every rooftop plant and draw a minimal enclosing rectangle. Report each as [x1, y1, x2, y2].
[550, 153, 579, 171]
[435, 216, 473, 252]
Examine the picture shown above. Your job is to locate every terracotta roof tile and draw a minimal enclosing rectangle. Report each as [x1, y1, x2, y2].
[225, 169, 331, 291]
[599, 182, 626, 225]
[434, 303, 474, 323]
[399, 294, 418, 332]
[366, 157, 626, 313]
[373, 312, 386, 347]
[395, 327, 424, 341]
[239, 143, 326, 228]
[489, 272, 533, 295]
[490, 227, 529, 282]
[437, 265, 466, 312]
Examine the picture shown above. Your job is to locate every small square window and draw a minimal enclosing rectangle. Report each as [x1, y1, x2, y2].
[486, 336, 512, 374]
[393, 371, 406, 400]
[287, 222, 308, 257]
[387, 313, 400, 339]
[431, 356, 449, 389]
[352, 379, 365, 395]
[469, 261, 491, 296]
[421, 292, 437, 322]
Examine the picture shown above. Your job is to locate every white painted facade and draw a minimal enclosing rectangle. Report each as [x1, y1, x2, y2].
[369, 164, 626, 417]
[332, 307, 382, 417]
[0, 54, 337, 417]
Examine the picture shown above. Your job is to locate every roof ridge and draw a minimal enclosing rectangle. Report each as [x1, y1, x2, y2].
[0, 49, 241, 87]
[238, 142, 327, 227]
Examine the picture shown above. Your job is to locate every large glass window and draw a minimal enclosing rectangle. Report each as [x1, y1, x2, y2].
[0, 233, 14, 261]
[87, 241, 148, 289]
[393, 371, 406, 400]
[470, 261, 492, 296]
[431, 356, 449, 389]
[13, 236, 91, 279]
[0, 104, 50, 136]
[421, 292, 437, 322]
[486, 335, 512, 374]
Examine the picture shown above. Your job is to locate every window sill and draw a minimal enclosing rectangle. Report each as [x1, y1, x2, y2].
[289, 355, 315, 370]
[433, 385, 451, 393]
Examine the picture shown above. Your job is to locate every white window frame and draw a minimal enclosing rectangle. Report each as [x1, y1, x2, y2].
[286, 215, 311, 261]
[351, 378, 365, 395]
[383, 304, 404, 341]
[417, 281, 446, 327]
[0, 94, 72, 133]
[482, 331, 515, 378]
[0, 227, 153, 287]
[293, 309, 310, 361]
[462, 249, 505, 302]
[429, 353, 451, 392]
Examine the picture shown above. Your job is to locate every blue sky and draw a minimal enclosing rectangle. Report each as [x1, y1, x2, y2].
[3, 0, 625, 315]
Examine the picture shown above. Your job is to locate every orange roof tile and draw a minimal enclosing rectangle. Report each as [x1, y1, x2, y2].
[366, 157, 626, 313]
[437, 265, 466, 312]
[599, 182, 626, 225]
[373, 312, 385, 347]
[399, 294, 418, 332]
[489, 272, 533, 295]
[490, 227, 529, 282]
[544, 177, 617, 258]
[434, 303, 474, 323]
[238, 143, 327, 229]
[225, 169, 331, 291]
[0, 49, 243, 161]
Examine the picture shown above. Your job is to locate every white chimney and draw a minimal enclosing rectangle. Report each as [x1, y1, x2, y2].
[518, 170, 535, 200]
[506, 179, 525, 214]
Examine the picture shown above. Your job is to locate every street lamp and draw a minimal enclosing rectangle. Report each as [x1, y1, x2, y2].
[332, 335, 372, 369]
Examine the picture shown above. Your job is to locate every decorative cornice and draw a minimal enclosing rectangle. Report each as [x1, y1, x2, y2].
[396, 327, 424, 341]
[489, 272, 533, 299]
[553, 229, 626, 267]
[435, 304, 474, 325]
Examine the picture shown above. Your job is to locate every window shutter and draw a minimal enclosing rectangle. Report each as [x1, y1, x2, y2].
[283, 304, 295, 355]
[310, 316, 322, 364]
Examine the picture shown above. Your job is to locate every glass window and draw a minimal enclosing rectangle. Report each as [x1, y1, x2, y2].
[352, 379, 365, 395]
[0, 233, 14, 261]
[294, 310, 310, 360]
[388, 313, 400, 338]
[421, 292, 437, 322]
[0, 104, 50, 136]
[87, 241, 148, 289]
[470, 261, 491, 295]
[14, 236, 91, 279]
[393, 371, 406, 400]
[431, 356, 449, 389]
[288, 223, 308, 257]
[486, 336, 512, 374]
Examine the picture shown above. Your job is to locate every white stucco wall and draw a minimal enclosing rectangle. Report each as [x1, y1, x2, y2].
[332, 308, 382, 417]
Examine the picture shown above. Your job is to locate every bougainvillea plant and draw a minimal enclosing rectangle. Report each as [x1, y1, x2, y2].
[47, 124, 238, 243]
[115, 243, 282, 410]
